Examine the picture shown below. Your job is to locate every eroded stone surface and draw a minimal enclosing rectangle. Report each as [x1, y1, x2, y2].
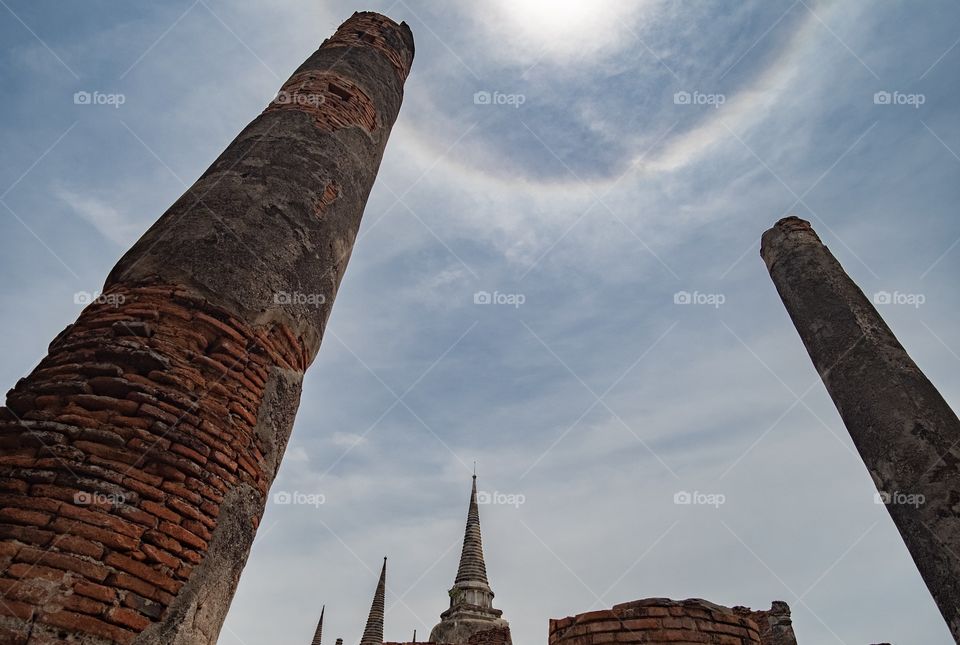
[0, 10, 413, 644]
[762, 215, 960, 641]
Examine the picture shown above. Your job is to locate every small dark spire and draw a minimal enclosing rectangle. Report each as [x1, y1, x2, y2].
[311, 605, 325, 645]
[412, 629, 417, 643]
[360, 558, 386, 645]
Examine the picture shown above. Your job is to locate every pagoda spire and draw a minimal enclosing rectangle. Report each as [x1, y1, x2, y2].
[360, 558, 386, 645]
[428, 475, 511, 644]
[311, 605, 325, 645]
[455, 475, 489, 586]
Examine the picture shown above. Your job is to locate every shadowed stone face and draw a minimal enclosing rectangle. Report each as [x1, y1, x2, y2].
[0, 12, 412, 645]
[761, 216, 960, 641]
[106, 11, 414, 359]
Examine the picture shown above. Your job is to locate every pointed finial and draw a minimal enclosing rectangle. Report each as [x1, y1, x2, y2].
[360, 558, 386, 645]
[311, 605, 325, 645]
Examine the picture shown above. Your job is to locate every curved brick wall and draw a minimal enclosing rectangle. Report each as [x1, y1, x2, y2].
[549, 598, 762, 645]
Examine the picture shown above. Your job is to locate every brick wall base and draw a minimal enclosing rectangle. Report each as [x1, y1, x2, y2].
[550, 598, 766, 645]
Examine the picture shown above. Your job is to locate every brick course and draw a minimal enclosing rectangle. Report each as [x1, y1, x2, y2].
[549, 599, 765, 645]
[265, 71, 379, 134]
[0, 286, 305, 643]
[323, 12, 415, 82]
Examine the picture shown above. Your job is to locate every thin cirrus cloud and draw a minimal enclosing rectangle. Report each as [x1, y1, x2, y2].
[55, 187, 143, 246]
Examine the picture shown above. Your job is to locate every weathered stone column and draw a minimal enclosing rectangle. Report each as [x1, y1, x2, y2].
[761, 216, 960, 640]
[0, 12, 413, 644]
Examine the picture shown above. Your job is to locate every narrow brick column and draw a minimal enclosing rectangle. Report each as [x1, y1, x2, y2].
[761, 216, 960, 640]
[0, 12, 413, 644]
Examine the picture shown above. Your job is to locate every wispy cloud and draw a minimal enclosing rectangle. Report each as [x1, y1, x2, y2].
[55, 187, 142, 246]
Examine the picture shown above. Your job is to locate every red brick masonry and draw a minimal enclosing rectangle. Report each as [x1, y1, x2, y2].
[549, 598, 764, 645]
[0, 284, 306, 643]
[323, 12, 414, 82]
[265, 71, 380, 134]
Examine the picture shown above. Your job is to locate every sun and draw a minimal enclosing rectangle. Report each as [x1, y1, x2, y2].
[486, 0, 652, 61]
[502, 0, 599, 35]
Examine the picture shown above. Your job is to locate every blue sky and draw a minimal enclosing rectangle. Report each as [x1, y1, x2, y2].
[2, 1, 959, 643]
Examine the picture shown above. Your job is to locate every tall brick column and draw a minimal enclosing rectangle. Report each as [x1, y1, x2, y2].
[761, 216, 960, 640]
[0, 12, 413, 644]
